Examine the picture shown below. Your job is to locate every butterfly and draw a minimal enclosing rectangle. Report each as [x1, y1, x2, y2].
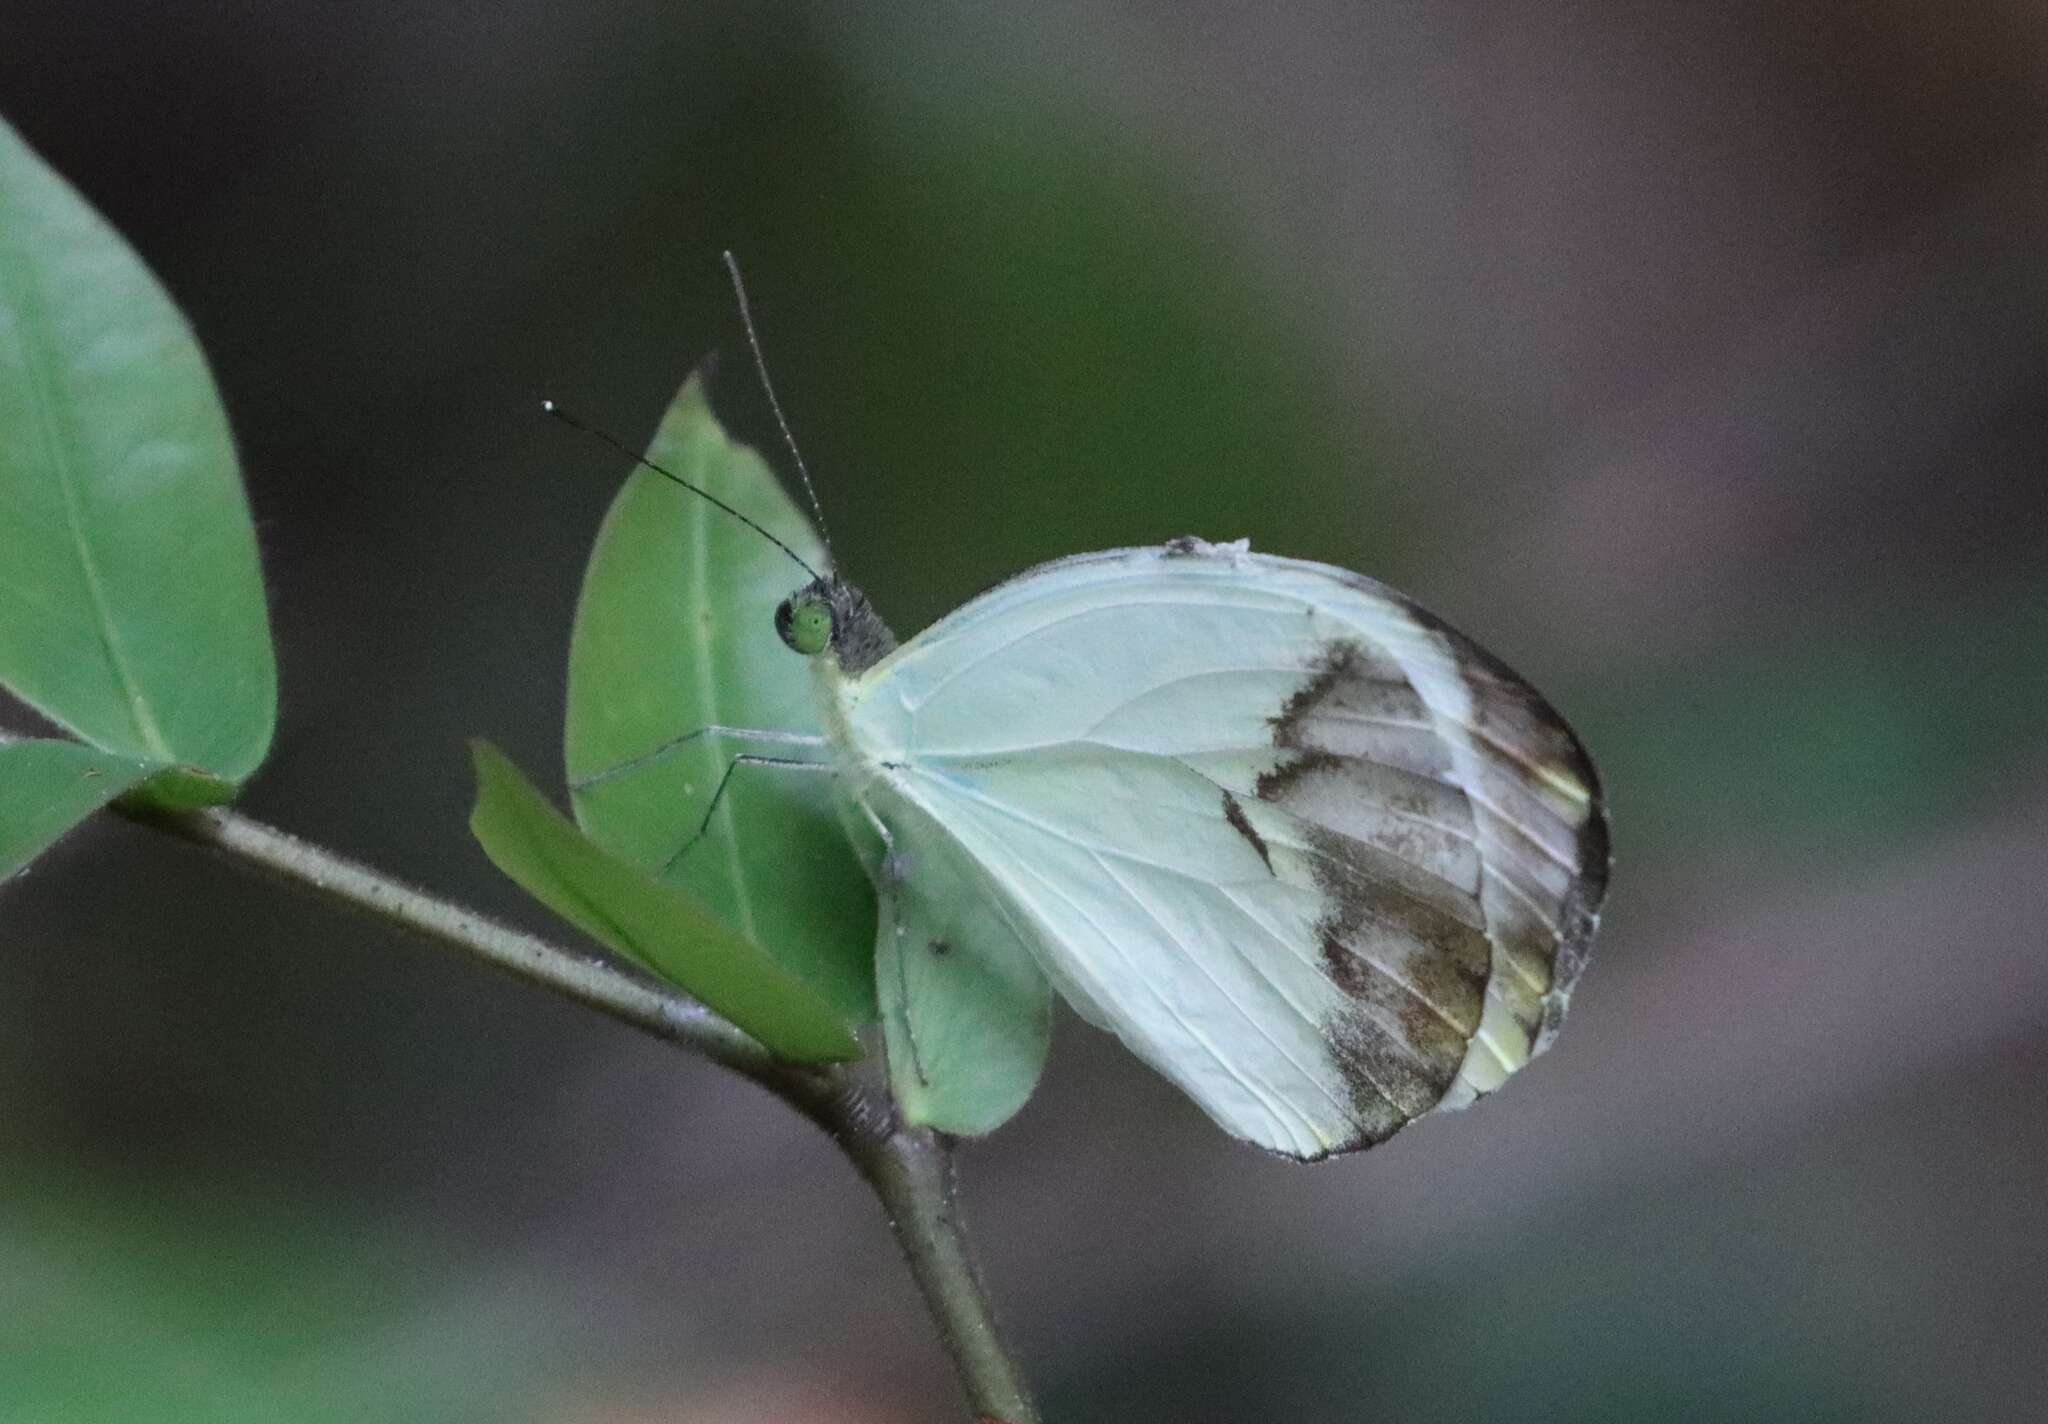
[761, 534, 1609, 1161]
[559, 266, 1608, 1162]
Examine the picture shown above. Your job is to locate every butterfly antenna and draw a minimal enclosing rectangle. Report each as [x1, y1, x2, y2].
[722, 250, 836, 564]
[540, 398, 820, 580]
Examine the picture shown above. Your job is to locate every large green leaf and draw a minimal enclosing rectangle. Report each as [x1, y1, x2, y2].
[0, 116, 275, 789]
[469, 740, 858, 1064]
[564, 376, 875, 1021]
[0, 738, 161, 880]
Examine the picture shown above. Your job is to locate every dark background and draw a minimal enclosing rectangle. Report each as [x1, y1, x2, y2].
[4, 4, 2046, 1421]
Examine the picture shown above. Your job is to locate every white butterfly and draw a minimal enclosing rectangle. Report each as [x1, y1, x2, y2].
[769, 536, 1608, 1161]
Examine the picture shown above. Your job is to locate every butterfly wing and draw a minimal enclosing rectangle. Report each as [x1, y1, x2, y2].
[868, 788, 1053, 1136]
[847, 539, 1607, 1159]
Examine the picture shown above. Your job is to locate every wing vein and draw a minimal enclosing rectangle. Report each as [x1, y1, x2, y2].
[923, 736, 1489, 878]
[1219, 882, 1459, 1060]
[990, 834, 1305, 1144]
[1086, 848, 1361, 1130]
[1444, 713, 1586, 806]
[1077, 663, 1308, 737]
[895, 584, 1381, 715]
[1465, 786, 1578, 872]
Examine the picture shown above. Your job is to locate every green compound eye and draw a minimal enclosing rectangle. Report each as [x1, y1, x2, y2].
[776, 596, 834, 656]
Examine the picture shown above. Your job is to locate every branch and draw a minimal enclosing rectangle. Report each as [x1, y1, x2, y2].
[848, 1127, 1042, 1424]
[117, 799, 870, 1130]
[106, 797, 1037, 1421]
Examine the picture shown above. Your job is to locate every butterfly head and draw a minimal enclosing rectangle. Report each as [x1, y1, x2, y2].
[775, 575, 897, 674]
[776, 583, 835, 656]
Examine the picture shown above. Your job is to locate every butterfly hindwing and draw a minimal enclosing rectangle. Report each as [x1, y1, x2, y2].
[870, 793, 1052, 1136]
[844, 540, 1606, 1159]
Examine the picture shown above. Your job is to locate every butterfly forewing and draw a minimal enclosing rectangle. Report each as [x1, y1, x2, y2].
[843, 540, 1607, 1158]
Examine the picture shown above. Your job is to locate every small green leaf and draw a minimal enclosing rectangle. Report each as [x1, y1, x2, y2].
[468, 739, 859, 1064]
[0, 738, 161, 880]
[0, 115, 276, 783]
[565, 374, 876, 1020]
[116, 763, 241, 812]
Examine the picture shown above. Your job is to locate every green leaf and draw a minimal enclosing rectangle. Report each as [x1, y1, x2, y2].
[0, 116, 275, 786]
[468, 739, 859, 1064]
[564, 374, 876, 1021]
[0, 1166, 551, 1422]
[0, 738, 161, 880]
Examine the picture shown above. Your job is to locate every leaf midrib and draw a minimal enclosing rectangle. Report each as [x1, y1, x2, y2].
[688, 447, 761, 946]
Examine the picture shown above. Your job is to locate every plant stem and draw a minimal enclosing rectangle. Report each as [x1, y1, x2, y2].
[112, 798, 1035, 1420]
[847, 1126, 1041, 1424]
[134, 803, 778, 1072]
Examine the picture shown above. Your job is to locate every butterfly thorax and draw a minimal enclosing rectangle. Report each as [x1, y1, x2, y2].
[775, 574, 897, 796]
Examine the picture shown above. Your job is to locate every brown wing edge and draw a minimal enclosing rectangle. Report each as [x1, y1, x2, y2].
[1245, 561, 1611, 1161]
[1378, 584, 1612, 1055]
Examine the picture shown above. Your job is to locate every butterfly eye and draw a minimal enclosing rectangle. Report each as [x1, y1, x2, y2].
[776, 595, 834, 656]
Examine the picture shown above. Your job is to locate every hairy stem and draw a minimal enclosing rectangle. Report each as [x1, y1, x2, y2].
[108, 797, 1033, 1420]
[135, 803, 783, 1073]
[846, 1126, 1041, 1424]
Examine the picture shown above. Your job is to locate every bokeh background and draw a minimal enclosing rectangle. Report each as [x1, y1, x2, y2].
[5, 4, 2046, 1420]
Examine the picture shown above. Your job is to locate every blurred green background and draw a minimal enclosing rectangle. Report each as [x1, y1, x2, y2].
[4, 3, 2046, 1420]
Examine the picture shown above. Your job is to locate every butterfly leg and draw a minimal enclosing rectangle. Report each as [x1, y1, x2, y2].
[571, 725, 827, 791]
[659, 754, 834, 873]
[859, 800, 906, 885]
